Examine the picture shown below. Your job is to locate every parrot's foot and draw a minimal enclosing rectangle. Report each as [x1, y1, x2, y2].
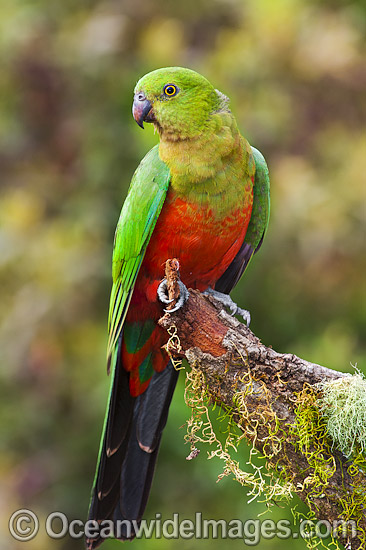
[157, 278, 190, 313]
[204, 288, 251, 326]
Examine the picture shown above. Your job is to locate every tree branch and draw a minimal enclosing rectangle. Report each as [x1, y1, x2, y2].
[158, 260, 366, 550]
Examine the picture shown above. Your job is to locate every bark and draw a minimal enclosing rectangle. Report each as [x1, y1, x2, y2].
[158, 260, 366, 550]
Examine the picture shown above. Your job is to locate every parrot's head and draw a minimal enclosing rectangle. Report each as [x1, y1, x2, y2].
[132, 67, 228, 140]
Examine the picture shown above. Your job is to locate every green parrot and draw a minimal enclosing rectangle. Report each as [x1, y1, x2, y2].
[87, 67, 270, 548]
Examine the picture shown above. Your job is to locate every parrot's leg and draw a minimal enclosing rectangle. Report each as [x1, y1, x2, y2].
[157, 279, 190, 313]
[203, 288, 251, 326]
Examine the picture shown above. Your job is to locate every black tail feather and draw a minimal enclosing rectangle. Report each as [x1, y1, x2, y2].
[120, 421, 160, 520]
[106, 360, 135, 457]
[136, 362, 179, 452]
[86, 360, 179, 549]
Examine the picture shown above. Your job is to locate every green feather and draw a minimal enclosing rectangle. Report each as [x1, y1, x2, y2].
[124, 320, 155, 354]
[243, 146, 270, 252]
[138, 353, 154, 384]
[107, 144, 170, 366]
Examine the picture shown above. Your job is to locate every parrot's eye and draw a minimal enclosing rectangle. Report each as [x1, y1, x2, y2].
[163, 84, 178, 97]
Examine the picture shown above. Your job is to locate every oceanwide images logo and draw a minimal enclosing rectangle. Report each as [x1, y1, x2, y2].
[9, 510, 356, 545]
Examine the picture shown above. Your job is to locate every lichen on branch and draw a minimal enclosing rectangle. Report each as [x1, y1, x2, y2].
[158, 259, 366, 550]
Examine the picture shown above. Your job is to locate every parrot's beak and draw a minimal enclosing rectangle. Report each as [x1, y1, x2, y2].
[132, 94, 154, 129]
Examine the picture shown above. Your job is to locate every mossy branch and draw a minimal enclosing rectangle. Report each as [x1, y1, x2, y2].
[158, 260, 366, 550]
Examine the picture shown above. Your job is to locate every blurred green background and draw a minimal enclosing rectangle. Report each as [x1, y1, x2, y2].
[0, 0, 365, 548]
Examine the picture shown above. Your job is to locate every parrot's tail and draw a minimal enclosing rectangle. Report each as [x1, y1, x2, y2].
[86, 340, 178, 549]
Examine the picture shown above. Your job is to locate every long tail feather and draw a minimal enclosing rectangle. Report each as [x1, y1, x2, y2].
[86, 360, 178, 549]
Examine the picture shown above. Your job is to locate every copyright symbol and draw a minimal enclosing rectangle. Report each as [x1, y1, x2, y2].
[9, 509, 39, 541]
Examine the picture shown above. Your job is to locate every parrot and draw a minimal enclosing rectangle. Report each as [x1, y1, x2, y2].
[86, 66, 270, 548]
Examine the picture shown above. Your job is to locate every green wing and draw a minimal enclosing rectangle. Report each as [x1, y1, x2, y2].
[215, 146, 270, 294]
[245, 146, 270, 251]
[89, 145, 170, 511]
[107, 144, 170, 372]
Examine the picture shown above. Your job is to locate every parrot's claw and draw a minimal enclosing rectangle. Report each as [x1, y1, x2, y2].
[166, 280, 189, 312]
[157, 278, 174, 305]
[203, 288, 251, 326]
[157, 279, 190, 313]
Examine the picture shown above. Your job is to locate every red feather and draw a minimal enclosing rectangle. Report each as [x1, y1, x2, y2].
[122, 187, 253, 396]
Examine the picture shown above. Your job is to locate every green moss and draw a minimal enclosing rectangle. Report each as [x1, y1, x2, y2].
[183, 363, 366, 549]
[290, 385, 336, 503]
[184, 366, 293, 508]
[290, 383, 366, 548]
